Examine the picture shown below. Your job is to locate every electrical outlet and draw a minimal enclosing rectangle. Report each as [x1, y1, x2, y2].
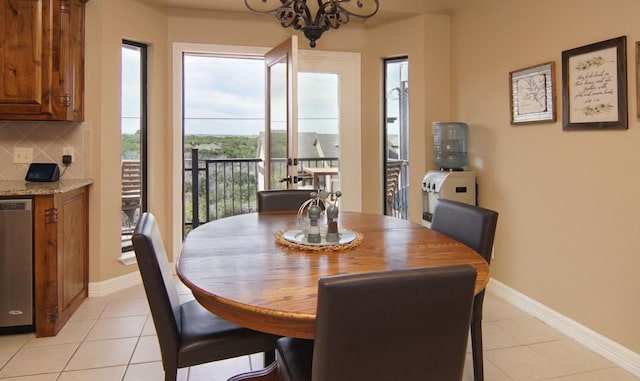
[14, 147, 33, 164]
[62, 146, 74, 163]
[62, 146, 74, 157]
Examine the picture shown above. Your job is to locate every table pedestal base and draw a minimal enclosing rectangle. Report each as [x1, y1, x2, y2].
[228, 361, 279, 381]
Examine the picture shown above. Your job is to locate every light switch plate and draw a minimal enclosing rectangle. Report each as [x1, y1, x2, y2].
[14, 147, 33, 163]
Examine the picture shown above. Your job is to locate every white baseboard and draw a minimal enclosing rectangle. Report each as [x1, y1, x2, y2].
[87, 262, 178, 297]
[88, 271, 141, 297]
[488, 279, 640, 377]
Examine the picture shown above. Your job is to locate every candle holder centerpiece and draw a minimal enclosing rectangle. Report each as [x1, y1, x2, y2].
[276, 190, 363, 251]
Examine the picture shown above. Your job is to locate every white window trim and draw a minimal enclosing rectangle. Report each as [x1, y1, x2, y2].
[171, 42, 362, 257]
[118, 251, 137, 266]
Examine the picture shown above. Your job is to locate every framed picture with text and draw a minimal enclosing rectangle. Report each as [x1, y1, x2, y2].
[561, 36, 627, 130]
[509, 62, 556, 125]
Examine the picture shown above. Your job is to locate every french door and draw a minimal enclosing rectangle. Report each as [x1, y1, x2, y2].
[264, 37, 299, 190]
[263, 37, 360, 209]
[173, 41, 362, 244]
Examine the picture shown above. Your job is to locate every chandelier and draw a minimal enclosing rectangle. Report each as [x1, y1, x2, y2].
[244, 0, 380, 48]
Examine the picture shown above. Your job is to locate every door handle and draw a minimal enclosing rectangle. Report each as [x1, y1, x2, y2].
[279, 176, 300, 184]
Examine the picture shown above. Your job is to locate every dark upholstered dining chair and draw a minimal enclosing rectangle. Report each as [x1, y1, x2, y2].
[132, 212, 279, 381]
[257, 189, 317, 212]
[275, 265, 477, 381]
[430, 199, 499, 381]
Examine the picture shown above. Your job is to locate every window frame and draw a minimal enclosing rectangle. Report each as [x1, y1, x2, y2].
[120, 39, 148, 255]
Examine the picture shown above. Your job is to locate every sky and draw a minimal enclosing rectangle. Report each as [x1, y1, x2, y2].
[121, 48, 404, 138]
[183, 54, 340, 136]
[121, 45, 142, 134]
[121, 52, 341, 136]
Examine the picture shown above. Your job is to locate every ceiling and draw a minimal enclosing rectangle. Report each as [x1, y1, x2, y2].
[135, 0, 471, 27]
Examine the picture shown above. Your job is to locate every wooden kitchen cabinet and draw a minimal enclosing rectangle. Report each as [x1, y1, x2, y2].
[34, 185, 89, 337]
[0, 0, 88, 121]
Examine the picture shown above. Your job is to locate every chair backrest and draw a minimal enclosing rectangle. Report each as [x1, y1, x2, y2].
[312, 265, 477, 381]
[132, 212, 182, 367]
[431, 199, 498, 264]
[257, 189, 316, 212]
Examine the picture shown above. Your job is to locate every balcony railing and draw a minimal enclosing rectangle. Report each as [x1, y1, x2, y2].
[386, 159, 409, 220]
[184, 149, 339, 231]
[183, 149, 408, 234]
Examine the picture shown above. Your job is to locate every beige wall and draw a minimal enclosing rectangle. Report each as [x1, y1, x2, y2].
[82, 2, 369, 283]
[167, 8, 366, 50]
[362, 14, 452, 218]
[452, 0, 640, 353]
[72, 0, 639, 358]
[166, 9, 368, 254]
[85, 0, 169, 283]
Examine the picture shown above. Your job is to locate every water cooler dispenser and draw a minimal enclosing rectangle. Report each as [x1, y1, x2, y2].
[421, 122, 477, 228]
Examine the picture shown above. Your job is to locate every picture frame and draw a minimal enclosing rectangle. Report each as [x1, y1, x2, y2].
[561, 36, 627, 130]
[509, 62, 556, 124]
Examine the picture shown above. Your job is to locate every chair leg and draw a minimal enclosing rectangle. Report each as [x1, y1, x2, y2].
[164, 367, 178, 381]
[470, 316, 484, 381]
[264, 349, 276, 367]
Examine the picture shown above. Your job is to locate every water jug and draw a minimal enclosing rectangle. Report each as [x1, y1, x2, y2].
[433, 122, 468, 170]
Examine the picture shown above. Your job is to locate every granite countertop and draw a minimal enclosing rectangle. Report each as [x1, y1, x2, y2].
[0, 179, 93, 196]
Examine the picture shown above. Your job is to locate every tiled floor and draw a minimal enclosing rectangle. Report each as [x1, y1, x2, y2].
[0, 280, 638, 381]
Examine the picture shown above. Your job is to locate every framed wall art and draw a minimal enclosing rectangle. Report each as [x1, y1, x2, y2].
[561, 36, 627, 130]
[509, 62, 556, 124]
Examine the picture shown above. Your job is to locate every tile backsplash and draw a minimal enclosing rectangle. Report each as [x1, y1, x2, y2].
[0, 121, 91, 180]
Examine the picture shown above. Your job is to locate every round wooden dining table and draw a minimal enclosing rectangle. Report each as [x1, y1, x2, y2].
[176, 211, 490, 341]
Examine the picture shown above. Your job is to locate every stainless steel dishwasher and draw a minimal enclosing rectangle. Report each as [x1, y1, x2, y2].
[0, 199, 34, 333]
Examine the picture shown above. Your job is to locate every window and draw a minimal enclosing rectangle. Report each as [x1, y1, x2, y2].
[120, 40, 147, 252]
[173, 43, 362, 243]
[182, 54, 265, 230]
[181, 53, 343, 231]
[383, 57, 409, 219]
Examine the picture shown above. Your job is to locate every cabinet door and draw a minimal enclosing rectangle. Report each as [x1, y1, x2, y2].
[0, 0, 55, 117]
[34, 186, 89, 337]
[58, 186, 88, 314]
[53, 0, 85, 121]
[0, 0, 85, 121]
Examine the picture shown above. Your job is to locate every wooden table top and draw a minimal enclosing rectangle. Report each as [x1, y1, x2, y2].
[176, 211, 489, 339]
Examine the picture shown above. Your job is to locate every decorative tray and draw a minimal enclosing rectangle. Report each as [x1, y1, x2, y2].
[275, 227, 364, 252]
[282, 229, 357, 246]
